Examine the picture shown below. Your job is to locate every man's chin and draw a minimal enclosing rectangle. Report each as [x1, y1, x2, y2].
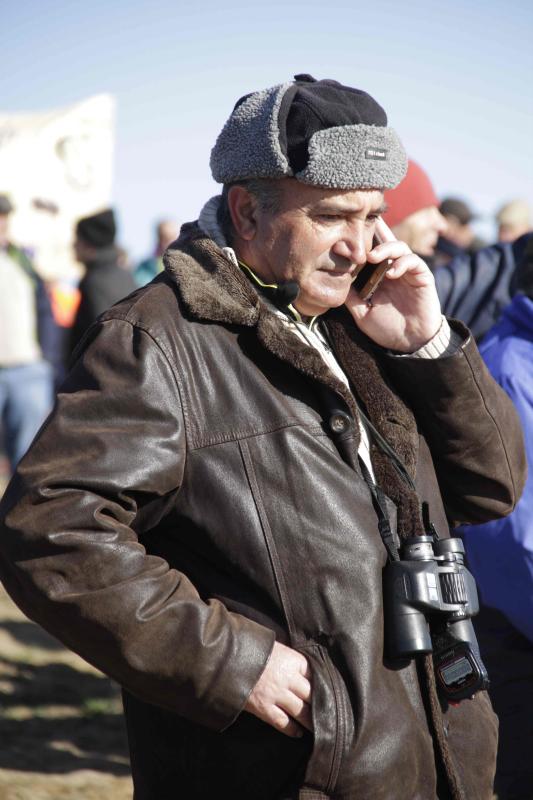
[418, 241, 437, 258]
[296, 289, 351, 317]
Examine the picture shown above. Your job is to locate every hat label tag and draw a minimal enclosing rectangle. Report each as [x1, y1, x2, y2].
[365, 147, 388, 161]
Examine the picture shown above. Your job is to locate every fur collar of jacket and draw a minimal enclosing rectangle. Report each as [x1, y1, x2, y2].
[164, 221, 423, 538]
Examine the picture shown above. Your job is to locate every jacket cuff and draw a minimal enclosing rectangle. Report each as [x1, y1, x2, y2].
[207, 614, 276, 731]
[383, 319, 474, 386]
[393, 316, 464, 359]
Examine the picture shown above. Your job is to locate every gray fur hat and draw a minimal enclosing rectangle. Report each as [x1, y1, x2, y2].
[210, 74, 407, 190]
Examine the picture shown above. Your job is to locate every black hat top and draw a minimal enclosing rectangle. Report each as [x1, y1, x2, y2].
[76, 209, 116, 248]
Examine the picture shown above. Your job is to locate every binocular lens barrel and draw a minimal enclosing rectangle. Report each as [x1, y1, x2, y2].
[387, 609, 433, 656]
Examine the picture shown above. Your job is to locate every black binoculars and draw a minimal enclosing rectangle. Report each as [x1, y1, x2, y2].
[383, 535, 489, 701]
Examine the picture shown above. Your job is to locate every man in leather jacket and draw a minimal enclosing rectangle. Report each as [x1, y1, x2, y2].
[0, 76, 526, 800]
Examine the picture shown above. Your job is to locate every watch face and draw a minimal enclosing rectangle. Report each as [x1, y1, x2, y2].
[434, 642, 487, 701]
[439, 652, 474, 688]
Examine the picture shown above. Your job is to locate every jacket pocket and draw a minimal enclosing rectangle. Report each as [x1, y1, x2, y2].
[296, 642, 354, 799]
[238, 438, 297, 636]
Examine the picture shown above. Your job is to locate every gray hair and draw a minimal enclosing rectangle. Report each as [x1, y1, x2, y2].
[217, 178, 282, 245]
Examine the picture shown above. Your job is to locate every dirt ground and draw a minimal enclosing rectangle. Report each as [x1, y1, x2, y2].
[0, 584, 133, 800]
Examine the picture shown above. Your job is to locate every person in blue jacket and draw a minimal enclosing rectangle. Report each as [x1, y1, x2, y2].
[461, 234, 533, 800]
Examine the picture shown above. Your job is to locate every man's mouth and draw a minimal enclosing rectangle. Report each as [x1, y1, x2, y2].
[319, 264, 358, 276]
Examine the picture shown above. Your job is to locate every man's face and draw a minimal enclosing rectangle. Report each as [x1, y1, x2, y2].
[157, 221, 180, 253]
[240, 180, 385, 317]
[73, 236, 97, 265]
[443, 215, 474, 249]
[392, 206, 448, 257]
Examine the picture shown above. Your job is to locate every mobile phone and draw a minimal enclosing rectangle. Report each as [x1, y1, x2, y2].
[352, 218, 395, 302]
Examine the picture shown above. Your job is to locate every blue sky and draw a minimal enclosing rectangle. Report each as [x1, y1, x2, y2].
[2, 0, 532, 259]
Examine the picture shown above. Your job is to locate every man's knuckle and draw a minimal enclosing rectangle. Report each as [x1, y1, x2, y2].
[271, 707, 287, 725]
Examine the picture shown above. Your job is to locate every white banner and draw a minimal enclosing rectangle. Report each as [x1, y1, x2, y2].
[0, 94, 115, 279]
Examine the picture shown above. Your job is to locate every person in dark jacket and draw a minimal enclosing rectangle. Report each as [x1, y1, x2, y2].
[68, 208, 136, 355]
[433, 233, 531, 341]
[460, 236, 533, 799]
[0, 75, 527, 800]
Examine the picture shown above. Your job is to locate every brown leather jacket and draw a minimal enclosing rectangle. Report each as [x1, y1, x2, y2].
[0, 224, 526, 799]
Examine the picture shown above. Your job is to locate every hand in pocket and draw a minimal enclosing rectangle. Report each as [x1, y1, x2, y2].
[245, 641, 312, 738]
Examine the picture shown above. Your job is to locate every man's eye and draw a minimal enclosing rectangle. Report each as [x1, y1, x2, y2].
[318, 214, 341, 222]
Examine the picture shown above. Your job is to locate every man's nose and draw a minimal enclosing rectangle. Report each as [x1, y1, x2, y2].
[332, 230, 368, 265]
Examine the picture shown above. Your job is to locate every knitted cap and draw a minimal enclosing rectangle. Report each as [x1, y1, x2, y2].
[76, 209, 116, 247]
[382, 160, 439, 228]
[210, 74, 407, 190]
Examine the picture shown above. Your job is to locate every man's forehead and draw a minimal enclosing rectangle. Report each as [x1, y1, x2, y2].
[279, 181, 385, 212]
[313, 190, 385, 211]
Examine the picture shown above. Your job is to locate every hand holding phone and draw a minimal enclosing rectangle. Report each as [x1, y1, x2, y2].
[346, 217, 443, 352]
[352, 218, 396, 302]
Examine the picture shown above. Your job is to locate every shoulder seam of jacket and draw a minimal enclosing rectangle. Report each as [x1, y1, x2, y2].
[94, 315, 191, 453]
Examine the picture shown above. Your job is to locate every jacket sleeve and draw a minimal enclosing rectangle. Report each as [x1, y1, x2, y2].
[460, 366, 533, 642]
[384, 322, 527, 526]
[0, 317, 275, 730]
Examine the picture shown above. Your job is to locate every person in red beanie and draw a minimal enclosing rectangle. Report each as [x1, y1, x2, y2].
[383, 159, 448, 262]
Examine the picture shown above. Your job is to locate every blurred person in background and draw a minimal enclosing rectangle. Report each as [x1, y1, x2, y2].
[384, 160, 532, 340]
[69, 208, 137, 356]
[0, 194, 58, 472]
[134, 218, 180, 287]
[381, 159, 448, 266]
[438, 196, 486, 260]
[496, 198, 532, 243]
[433, 233, 531, 342]
[460, 236, 533, 799]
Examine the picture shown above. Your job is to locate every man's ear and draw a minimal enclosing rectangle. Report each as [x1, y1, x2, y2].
[227, 185, 259, 241]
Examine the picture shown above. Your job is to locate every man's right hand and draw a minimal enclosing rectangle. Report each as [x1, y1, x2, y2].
[244, 641, 312, 738]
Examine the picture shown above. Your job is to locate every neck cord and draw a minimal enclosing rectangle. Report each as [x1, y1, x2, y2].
[355, 398, 439, 551]
[318, 320, 439, 553]
[358, 456, 401, 561]
[237, 259, 319, 329]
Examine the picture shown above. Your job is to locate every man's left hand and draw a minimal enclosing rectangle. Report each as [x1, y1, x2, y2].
[345, 236, 442, 353]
